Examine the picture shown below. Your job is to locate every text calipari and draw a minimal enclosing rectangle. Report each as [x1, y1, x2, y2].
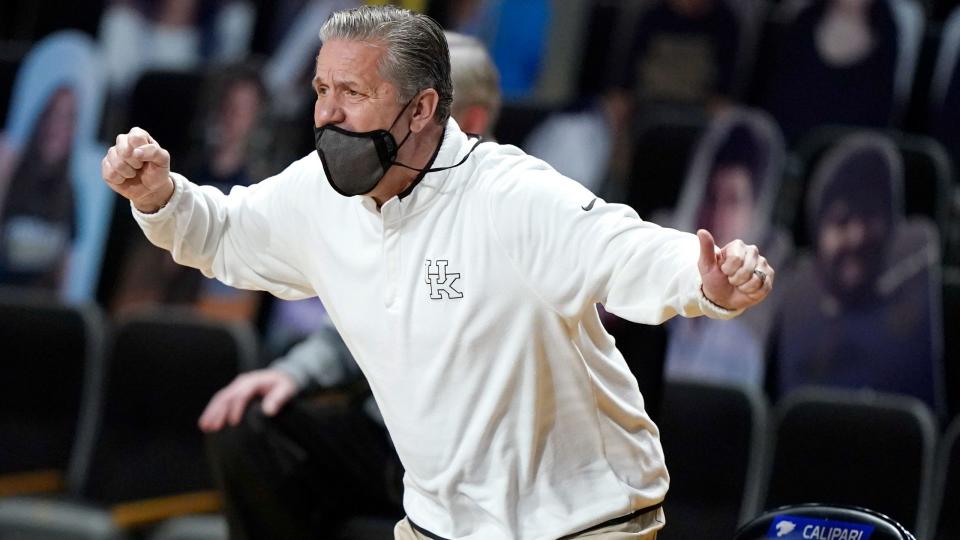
[425, 259, 463, 299]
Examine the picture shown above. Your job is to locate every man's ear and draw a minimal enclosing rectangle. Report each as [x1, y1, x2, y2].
[409, 89, 440, 133]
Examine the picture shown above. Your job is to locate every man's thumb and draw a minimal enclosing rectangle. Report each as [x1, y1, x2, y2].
[697, 229, 719, 273]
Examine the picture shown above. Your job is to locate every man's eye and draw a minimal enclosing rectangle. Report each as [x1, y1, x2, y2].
[347, 89, 361, 97]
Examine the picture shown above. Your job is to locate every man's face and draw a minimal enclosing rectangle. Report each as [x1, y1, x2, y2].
[312, 39, 406, 134]
[816, 197, 889, 304]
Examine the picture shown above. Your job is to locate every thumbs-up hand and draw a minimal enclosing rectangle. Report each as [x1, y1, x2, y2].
[101, 126, 175, 214]
[697, 229, 773, 311]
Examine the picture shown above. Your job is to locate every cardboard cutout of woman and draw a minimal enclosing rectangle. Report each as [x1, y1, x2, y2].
[0, 31, 110, 301]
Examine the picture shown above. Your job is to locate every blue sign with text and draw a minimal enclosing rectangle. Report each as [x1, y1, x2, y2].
[767, 515, 875, 540]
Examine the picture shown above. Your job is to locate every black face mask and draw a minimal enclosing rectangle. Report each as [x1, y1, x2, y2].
[315, 99, 484, 198]
[314, 99, 414, 197]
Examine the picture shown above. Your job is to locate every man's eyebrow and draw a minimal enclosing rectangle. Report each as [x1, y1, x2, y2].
[314, 69, 367, 87]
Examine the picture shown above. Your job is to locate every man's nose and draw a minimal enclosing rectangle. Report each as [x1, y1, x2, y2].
[314, 98, 345, 127]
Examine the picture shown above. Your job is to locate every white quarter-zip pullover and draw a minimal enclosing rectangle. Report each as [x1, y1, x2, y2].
[134, 119, 739, 540]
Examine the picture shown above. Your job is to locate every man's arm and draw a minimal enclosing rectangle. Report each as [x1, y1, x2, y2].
[271, 326, 359, 390]
[487, 167, 772, 324]
[199, 327, 359, 431]
[103, 127, 315, 299]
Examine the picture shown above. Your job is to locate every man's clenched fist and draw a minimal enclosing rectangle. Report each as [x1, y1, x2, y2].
[101, 126, 174, 213]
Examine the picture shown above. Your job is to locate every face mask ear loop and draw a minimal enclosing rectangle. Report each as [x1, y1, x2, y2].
[388, 96, 417, 130]
[393, 135, 483, 174]
[388, 95, 418, 156]
[394, 128, 413, 154]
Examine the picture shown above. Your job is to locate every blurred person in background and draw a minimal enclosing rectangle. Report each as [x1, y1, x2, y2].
[445, 32, 500, 139]
[187, 63, 269, 192]
[663, 109, 791, 387]
[756, 0, 902, 143]
[432, 0, 550, 100]
[261, 0, 361, 120]
[0, 32, 111, 301]
[0, 87, 77, 289]
[99, 0, 256, 93]
[775, 134, 944, 415]
[521, 91, 631, 196]
[615, 0, 745, 111]
[101, 7, 773, 539]
[110, 63, 268, 319]
[196, 30, 502, 539]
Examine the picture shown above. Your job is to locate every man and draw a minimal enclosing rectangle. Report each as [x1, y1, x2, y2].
[445, 32, 500, 139]
[101, 6, 773, 539]
[195, 30, 503, 539]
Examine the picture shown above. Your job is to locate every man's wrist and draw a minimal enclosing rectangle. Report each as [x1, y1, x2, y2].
[133, 177, 175, 214]
[698, 284, 742, 320]
[699, 285, 733, 311]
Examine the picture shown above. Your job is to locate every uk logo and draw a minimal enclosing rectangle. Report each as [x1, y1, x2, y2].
[425, 259, 463, 300]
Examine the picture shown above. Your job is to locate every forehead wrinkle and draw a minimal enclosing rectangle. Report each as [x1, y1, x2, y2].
[316, 39, 391, 87]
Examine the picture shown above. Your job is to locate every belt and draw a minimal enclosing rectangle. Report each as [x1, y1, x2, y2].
[407, 500, 665, 540]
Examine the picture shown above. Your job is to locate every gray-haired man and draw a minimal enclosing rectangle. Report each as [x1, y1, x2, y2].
[193, 29, 502, 540]
[101, 6, 773, 539]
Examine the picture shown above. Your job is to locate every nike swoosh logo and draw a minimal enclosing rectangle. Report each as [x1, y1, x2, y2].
[581, 198, 597, 211]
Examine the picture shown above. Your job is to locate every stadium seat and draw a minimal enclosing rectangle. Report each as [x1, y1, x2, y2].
[761, 388, 937, 538]
[573, 0, 624, 99]
[79, 309, 258, 507]
[0, 42, 25, 129]
[0, 308, 258, 537]
[623, 106, 708, 219]
[784, 126, 953, 251]
[492, 101, 562, 148]
[656, 380, 767, 539]
[147, 514, 227, 540]
[930, 414, 960, 539]
[126, 70, 206, 166]
[0, 290, 105, 497]
[612, 0, 765, 108]
[942, 272, 960, 420]
[735, 503, 916, 540]
[929, 4, 960, 167]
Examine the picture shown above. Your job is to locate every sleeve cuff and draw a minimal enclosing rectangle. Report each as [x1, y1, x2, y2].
[270, 360, 310, 390]
[130, 172, 186, 221]
[698, 284, 744, 320]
